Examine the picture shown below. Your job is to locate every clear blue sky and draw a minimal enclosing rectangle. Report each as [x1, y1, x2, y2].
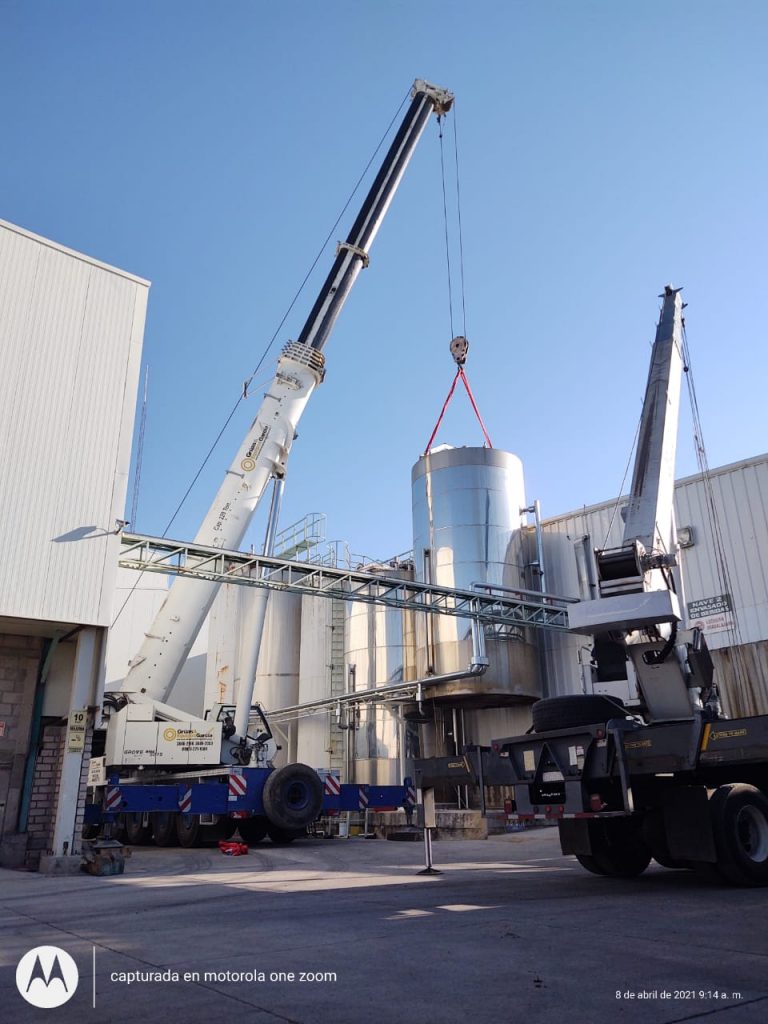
[2, 1, 766, 561]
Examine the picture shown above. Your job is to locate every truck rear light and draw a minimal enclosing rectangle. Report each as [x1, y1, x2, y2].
[545, 806, 551, 814]
[596, 728, 605, 739]
[589, 794, 604, 811]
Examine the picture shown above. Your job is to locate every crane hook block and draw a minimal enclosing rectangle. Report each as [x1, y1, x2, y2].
[450, 335, 469, 366]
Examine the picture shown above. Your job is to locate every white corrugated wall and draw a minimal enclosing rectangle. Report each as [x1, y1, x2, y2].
[0, 220, 148, 626]
[539, 454, 768, 713]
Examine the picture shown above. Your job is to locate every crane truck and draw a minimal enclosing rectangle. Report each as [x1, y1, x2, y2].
[417, 286, 768, 886]
[88, 79, 454, 848]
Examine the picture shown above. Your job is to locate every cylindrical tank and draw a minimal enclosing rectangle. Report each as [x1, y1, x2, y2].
[411, 445, 540, 702]
[344, 564, 415, 785]
[296, 595, 334, 772]
[205, 584, 301, 766]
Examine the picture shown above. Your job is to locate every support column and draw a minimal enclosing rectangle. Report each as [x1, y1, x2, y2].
[50, 627, 101, 857]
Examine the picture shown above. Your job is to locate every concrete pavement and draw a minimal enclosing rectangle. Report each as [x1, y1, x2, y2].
[1, 827, 766, 1024]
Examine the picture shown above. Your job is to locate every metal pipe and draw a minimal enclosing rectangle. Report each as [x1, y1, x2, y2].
[533, 499, 546, 594]
[470, 580, 576, 604]
[267, 615, 489, 722]
[232, 476, 286, 741]
[262, 477, 286, 560]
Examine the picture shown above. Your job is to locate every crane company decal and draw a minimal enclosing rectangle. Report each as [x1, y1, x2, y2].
[161, 727, 217, 752]
[16, 946, 79, 1008]
[687, 593, 734, 633]
[240, 426, 270, 473]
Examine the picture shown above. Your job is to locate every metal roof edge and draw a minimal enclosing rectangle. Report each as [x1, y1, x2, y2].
[0, 218, 151, 287]
[542, 452, 768, 528]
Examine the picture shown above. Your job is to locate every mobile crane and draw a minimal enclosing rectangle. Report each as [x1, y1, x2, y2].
[417, 286, 768, 886]
[90, 79, 454, 847]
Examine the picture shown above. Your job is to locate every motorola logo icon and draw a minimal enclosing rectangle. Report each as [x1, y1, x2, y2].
[16, 945, 79, 1008]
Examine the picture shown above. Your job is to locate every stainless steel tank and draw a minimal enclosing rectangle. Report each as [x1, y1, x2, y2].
[411, 445, 541, 702]
[344, 564, 416, 785]
[205, 584, 301, 766]
[296, 594, 335, 772]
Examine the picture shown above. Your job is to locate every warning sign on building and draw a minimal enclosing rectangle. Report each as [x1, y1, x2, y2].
[687, 594, 734, 633]
[67, 708, 88, 752]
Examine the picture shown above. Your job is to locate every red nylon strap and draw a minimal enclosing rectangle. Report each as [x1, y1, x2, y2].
[458, 367, 493, 448]
[423, 366, 493, 454]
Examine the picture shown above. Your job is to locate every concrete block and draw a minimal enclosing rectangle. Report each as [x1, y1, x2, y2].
[38, 854, 84, 876]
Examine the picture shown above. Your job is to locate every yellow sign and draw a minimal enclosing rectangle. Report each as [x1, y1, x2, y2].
[163, 727, 178, 742]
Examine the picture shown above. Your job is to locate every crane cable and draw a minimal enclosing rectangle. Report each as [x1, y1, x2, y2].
[427, 106, 492, 453]
[111, 90, 411, 629]
[160, 89, 412, 540]
[681, 322, 749, 697]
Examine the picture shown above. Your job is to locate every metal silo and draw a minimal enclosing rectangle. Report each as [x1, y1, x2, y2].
[344, 563, 416, 785]
[411, 445, 541, 701]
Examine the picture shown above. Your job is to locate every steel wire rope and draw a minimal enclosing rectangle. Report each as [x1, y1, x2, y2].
[438, 116, 455, 339]
[451, 104, 468, 339]
[681, 323, 749, 695]
[601, 412, 643, 551]
[110, 90, 410, 629]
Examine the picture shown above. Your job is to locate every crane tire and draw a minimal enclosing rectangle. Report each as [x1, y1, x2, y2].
[582, 819, 651, 878]
[708, 784, 768, 886]
[176, 814, 202, 848]
[263, 763, 324, 831]
[124, 812, 152, 845]
[531, 695, 626, 732]
[152, 812, 179, 847]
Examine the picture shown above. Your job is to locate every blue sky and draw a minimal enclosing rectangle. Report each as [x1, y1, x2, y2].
[2, 1, 766, 561]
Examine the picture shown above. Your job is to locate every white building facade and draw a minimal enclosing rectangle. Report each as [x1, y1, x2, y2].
[0, 220, 148, 868]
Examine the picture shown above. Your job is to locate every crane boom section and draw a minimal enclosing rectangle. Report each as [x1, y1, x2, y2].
[118, 79, 453, 704]
[623, 286, 684, 559]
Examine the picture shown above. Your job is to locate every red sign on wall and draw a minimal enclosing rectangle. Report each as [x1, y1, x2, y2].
[0, 721, 6, 738]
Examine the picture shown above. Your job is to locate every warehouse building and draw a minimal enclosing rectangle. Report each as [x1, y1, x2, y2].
[0, 219, 147, 868]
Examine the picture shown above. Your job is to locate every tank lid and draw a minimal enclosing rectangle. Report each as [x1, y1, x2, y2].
[411, 445, 522, 483]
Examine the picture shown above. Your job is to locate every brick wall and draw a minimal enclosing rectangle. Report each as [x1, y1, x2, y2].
[0, 635, 43, 866]
[25, 724, 65, 867]
[24, 719, 93, 868]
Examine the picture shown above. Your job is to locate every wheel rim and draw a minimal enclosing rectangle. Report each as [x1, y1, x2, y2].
[285, 781, 310, 813]
[735, 805, 768, 863]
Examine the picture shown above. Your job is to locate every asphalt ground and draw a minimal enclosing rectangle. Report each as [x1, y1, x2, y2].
[1, 827, 766, 1024]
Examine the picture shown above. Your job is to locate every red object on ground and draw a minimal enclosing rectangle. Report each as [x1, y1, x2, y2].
[218, 840, 249, 856]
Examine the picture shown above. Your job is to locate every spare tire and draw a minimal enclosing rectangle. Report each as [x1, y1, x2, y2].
[532, 694, 626, 732]
[263, 763, 323, 831]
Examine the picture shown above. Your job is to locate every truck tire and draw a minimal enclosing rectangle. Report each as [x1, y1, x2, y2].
[176, 814, 201, 848]
[641, 808, 690, 870]
[152, 812, 179, 847]
[709, 784, 768, 886]
[575, 854, 609, 876]
[583, 819, 652, 878]
[124, 812, 152, 845]
[267, 826, 305, 845]
[263, 763, 324, 831]
[531, 695, 626, 732]
[237, 817, 268, 844]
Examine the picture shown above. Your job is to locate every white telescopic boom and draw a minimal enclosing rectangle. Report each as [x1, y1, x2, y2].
[119, 80, 453, 704]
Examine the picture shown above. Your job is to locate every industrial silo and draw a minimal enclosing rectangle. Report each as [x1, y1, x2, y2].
[344, 563, 416, 784]
[411, 445, 541, 702]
